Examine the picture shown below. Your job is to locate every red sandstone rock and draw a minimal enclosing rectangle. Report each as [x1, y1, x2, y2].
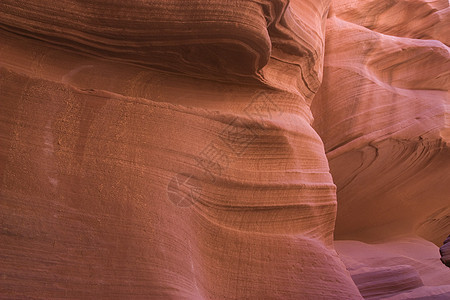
[0, 0, 448, 299]
[311, 1, 450, 297]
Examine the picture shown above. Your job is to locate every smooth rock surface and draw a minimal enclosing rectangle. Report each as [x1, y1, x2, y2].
[0, 0, 362, 299]
[312, 1, 450, 298]
[336, 237, 450, 299]
[0, 0, 449, 299]
[312, 2, 450, 244]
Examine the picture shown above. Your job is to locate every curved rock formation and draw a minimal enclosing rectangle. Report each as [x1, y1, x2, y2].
[336, 237, 450, 299]
[333, 0, 450, 45]
[312, 10, 449, 244]
[311, 0, 450, 298]
[0, 0, 363, 299]
[0, 0, 328, 89]
[0, 0, 449, 299]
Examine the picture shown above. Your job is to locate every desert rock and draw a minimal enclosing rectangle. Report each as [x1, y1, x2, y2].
[0, 0, 449, 299]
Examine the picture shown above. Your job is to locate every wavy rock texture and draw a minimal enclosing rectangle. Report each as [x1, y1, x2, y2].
[312, 3, 450, 244]
[333, 0, 450, 45]
[336, 237, 450, 299]
[0, 0, 364, 299]
[312, 13, 450, 243]
[311, 0, 450, 298]
[0, 0, 449, 299]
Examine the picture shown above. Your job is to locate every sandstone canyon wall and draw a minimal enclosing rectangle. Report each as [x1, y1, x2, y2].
[311, 0, 450, 298]
[0, 0, 449, 299]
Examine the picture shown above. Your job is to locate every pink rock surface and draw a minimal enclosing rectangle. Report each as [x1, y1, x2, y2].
[311, 0, 450, 297]
[336, 237, 450, 299]
[0, 0, 362, 298]
[311, 12, 449, 244]
[0, 0, 448, 299]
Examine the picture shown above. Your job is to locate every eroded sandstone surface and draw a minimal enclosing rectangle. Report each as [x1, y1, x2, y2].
[0, 0, 448, 299]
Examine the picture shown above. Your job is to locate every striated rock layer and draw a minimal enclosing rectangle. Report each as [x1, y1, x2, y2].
[312, 3, 450, 244]
[0, 0, 363, 299]
[336, 237, 450, 299]
[0, 0, 449, 299]
[311, 0, 450, 298]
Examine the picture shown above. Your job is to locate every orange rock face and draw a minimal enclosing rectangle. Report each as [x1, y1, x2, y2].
[0, 0, 448, 299]
[311, 0, 450, 298]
